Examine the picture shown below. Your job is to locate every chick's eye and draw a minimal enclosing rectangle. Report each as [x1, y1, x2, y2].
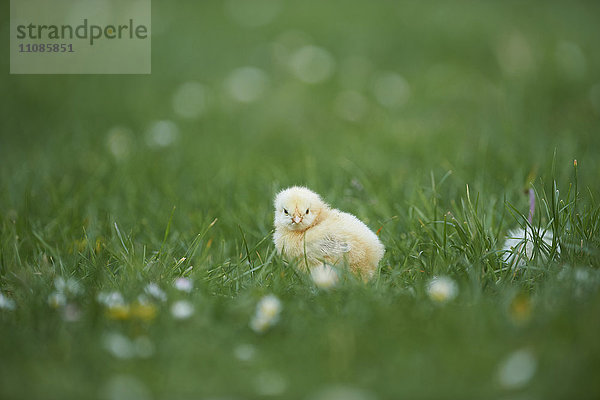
[283, 209, 288, 214]
[306, 209, 309, 214]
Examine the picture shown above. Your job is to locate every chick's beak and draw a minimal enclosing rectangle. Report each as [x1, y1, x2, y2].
[292, 214, 302, 224]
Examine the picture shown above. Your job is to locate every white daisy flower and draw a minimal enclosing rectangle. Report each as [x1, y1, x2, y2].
[103, 332, 135, 359]
[54, 276, 83, 296]
[502, 228, 559, 267]
[62, 303, 82, 322]
[144, 283, 167, 302]
[311, 265, 339, 290]
[0, 293, 16, 311]
[173, 277, 193, 293]
[234, 343, 256, 362]
[256, 295, 282, 320]
[250, 314, 272, 334]
[497, 348, 537, 389]
[427, 276, 458, 303]
[137, 294, 151, 305]
[97, 291, 125, 308]
[48, 291, 67, 308]
[103, 332, 155, 359]
[170, 300, 195, 320]
[250, 294, 282, 333]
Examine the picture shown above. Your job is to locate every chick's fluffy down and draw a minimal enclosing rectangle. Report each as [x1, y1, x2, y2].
[273, 186, 384, 279]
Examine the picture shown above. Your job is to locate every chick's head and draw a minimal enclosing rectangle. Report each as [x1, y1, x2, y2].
[274, 186, 327, 231]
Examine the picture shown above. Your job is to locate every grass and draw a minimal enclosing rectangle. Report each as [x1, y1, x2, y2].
[2, 1, 600, 399]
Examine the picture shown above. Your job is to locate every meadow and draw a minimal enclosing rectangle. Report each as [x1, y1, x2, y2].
[1, 1, 600, 399]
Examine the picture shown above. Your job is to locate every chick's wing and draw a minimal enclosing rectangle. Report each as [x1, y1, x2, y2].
[316, 235, 351, 261]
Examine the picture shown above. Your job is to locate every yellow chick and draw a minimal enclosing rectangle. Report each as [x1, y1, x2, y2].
[273, 186, 385, 279]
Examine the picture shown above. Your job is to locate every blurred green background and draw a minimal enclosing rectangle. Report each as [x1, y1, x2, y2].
[1, 1, 600, 399]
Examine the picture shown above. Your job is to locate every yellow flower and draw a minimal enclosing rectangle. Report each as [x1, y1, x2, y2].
[130, 303, 157, 321]
[48, 292, 67, 308]
[509, 293, 532, 323]
[106, 305, 130, 320]
[95, 237, 105, 253]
